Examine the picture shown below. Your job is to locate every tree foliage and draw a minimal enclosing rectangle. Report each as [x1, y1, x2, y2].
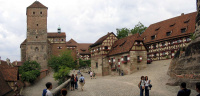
[116, 22, 147, 39]
[79, 59, 91, 68]
[48, 49, 76, 84]
[19, 60, 41, 83]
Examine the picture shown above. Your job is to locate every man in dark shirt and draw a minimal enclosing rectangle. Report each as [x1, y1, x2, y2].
[177, 82, 191, 96]
[196, 82, 200, 96]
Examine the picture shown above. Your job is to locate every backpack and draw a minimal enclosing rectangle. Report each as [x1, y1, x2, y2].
[74, 77, 77, 82]
[80, 78, 84, 82]
[42, 89, 47, 96]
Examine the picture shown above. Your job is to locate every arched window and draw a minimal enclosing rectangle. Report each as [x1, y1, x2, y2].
[35, 47, 39, 52]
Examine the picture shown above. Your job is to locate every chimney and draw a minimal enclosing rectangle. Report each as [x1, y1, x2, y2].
[15, 60, 17, 65]
[181, 13, 184, 16]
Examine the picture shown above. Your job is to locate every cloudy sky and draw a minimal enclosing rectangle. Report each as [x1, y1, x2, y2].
[0, 0, 196, 61]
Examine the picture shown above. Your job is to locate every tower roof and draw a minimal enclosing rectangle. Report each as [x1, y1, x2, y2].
[27, 1, 47, 8]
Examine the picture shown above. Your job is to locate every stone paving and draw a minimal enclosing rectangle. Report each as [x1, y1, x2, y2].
[68, 59, 198, 96]
[21, 72, 58, 96]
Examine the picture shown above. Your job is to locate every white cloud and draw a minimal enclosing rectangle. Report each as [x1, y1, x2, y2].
[0, 0, 196, 61]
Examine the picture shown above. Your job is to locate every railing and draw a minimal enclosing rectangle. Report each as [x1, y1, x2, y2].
[52, 79, 71, 96]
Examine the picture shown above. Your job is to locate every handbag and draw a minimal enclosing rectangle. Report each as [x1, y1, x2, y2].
[148, 84, 152, 90]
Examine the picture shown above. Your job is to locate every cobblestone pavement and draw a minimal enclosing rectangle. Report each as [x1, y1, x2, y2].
[68, 59, 198, 96]
[21, 72, 58, 96]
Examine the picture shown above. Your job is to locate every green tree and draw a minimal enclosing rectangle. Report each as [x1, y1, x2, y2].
[48, 49, 76, 84]
[79, 59, 91, 68]
[116, 22, 147, 39]
[19, 60, 41, 83]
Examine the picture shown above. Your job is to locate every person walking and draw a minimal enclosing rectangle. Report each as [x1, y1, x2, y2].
[75, 74, 78, 89]
[177, 82, 191, 96]
[61, 88, 67, 96]
[196, 82, 200, 96]
[45, 82, 53, 96]
[70, 74, 75, 91]
[121, 70, 124, 76]
[145, 76, 150, 96]
[138, 76, 145, 96]
[93, 71, 96, 79]
[90, 71, 93, 79]
[79, 75, 85, 91]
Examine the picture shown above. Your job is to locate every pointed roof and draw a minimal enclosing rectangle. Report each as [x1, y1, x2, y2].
[90, 32, 116, 47]
[27, 1, 47, 8]
[66, 39, 78, 47]
[108, 33, 143, 56]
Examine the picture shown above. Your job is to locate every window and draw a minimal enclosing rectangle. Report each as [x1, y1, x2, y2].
[153, 44, 156, 49]
[186, 38, 191, 41]
[155, 27, 160, 31]
[184, 19, 190, 23]
[170, 23, 175, 27]
[151, 35, 155, 40]
[166, 31, 171, 36]
[36, 36, 38, 38]
[58, 46, 62, 49]
[177, 39, 182, 43]
[40, 12, 42, 14]
[35, 47, 39, 52]
[96, 62, 98, 68]
[37, 24, 38, 26]
[170, 41, 173, 45]
[33, 12, 35, 14]
[154, 53, 157, 57]
[181, 28, 186, 33]
[104, 46, 108, 50]
[61, 39, 64, 41]
[124, 56, 128, 61]
[162, 42, 165, 47]
[111, 58, 114, 63]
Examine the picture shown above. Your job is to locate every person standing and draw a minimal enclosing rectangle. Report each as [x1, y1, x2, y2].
[196, 82, 200, 96]
[93, 71, 96, 79]
[70, 74, 75, 91]
[79, 75, 85, 91]
[177, 82, 191, 96]
[138, 76, 145, 96]
[45, 82, 53, 96]
[121, 70, 124, 76]
[90, 71, 93, 79]
[145, 76, 150, 96]
[75, 74, 78, 89]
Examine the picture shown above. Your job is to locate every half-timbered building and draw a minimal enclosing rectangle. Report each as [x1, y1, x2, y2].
[90, 32, 118, 76]
[141, 12, 196, 61]
[108, 33, 147, 75]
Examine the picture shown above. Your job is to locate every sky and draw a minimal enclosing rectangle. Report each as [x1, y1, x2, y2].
[0, 0, 196, 62]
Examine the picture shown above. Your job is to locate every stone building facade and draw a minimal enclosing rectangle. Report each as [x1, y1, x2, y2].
[20, 1, 91, 70]
[141, 12, 196, 61]
[90, 32, 118, 76]
[108, 33, 147, 75]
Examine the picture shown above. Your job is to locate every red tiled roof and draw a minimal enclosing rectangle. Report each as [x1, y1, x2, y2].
[90, 32, 116, 47]
[108, 33, 143, 56]
[77, 43, 92, 55]
[0, 60, 18, 82]
[47, 33, 66, 38]
[12, 61, 23, 67]
[141, 12, 197, 44]
[0, 71, 13, 96]
[66, 39, 78, 47]
[1, 67, 18, 82]
[27, 1, 47, 8]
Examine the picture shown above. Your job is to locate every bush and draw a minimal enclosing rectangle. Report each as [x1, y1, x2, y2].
[19, 60, 41, 83]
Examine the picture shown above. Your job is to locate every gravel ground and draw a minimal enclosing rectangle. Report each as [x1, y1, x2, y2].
[68, 59, 198, 96]
[21, 72, 58, 96]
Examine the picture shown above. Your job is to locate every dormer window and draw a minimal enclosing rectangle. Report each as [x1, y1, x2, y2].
[151, 35, 156, 40]
[155, 27, 160, 31]
[170, 23, 175, 27]
[181, 28, 187, 33]
[184, 19, 190, 23]
[166, 31, 172, 36]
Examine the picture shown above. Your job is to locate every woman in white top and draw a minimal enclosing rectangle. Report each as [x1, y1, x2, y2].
[145, 76, 150, 96]
[138, 76, 145, 96]
[90, 71, 93, 79]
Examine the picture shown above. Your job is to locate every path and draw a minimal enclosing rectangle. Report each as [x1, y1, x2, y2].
[68, 59, 198, 96]
[21, 72, 58, 96]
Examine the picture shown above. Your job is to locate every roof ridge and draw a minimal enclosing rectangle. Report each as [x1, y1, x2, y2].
[27, 1, 47, 8]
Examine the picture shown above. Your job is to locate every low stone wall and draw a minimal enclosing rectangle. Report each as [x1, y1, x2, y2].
[39, 69, 49, 79]
[52, 79, 71, 96]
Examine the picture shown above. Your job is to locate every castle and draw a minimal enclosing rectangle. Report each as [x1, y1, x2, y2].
[20, 1, 91, 70]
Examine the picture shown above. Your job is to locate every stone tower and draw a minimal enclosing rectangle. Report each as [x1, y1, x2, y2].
[195, 0, 200, 38]
[25, 1, 49, 70]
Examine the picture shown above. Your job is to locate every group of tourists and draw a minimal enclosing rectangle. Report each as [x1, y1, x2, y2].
[177, 82, 200, 96]
[42, 82, 67, 96]
[88, 71, 96, 79]
[70, 74, 85, 91]
[138, 76, 152, 96]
